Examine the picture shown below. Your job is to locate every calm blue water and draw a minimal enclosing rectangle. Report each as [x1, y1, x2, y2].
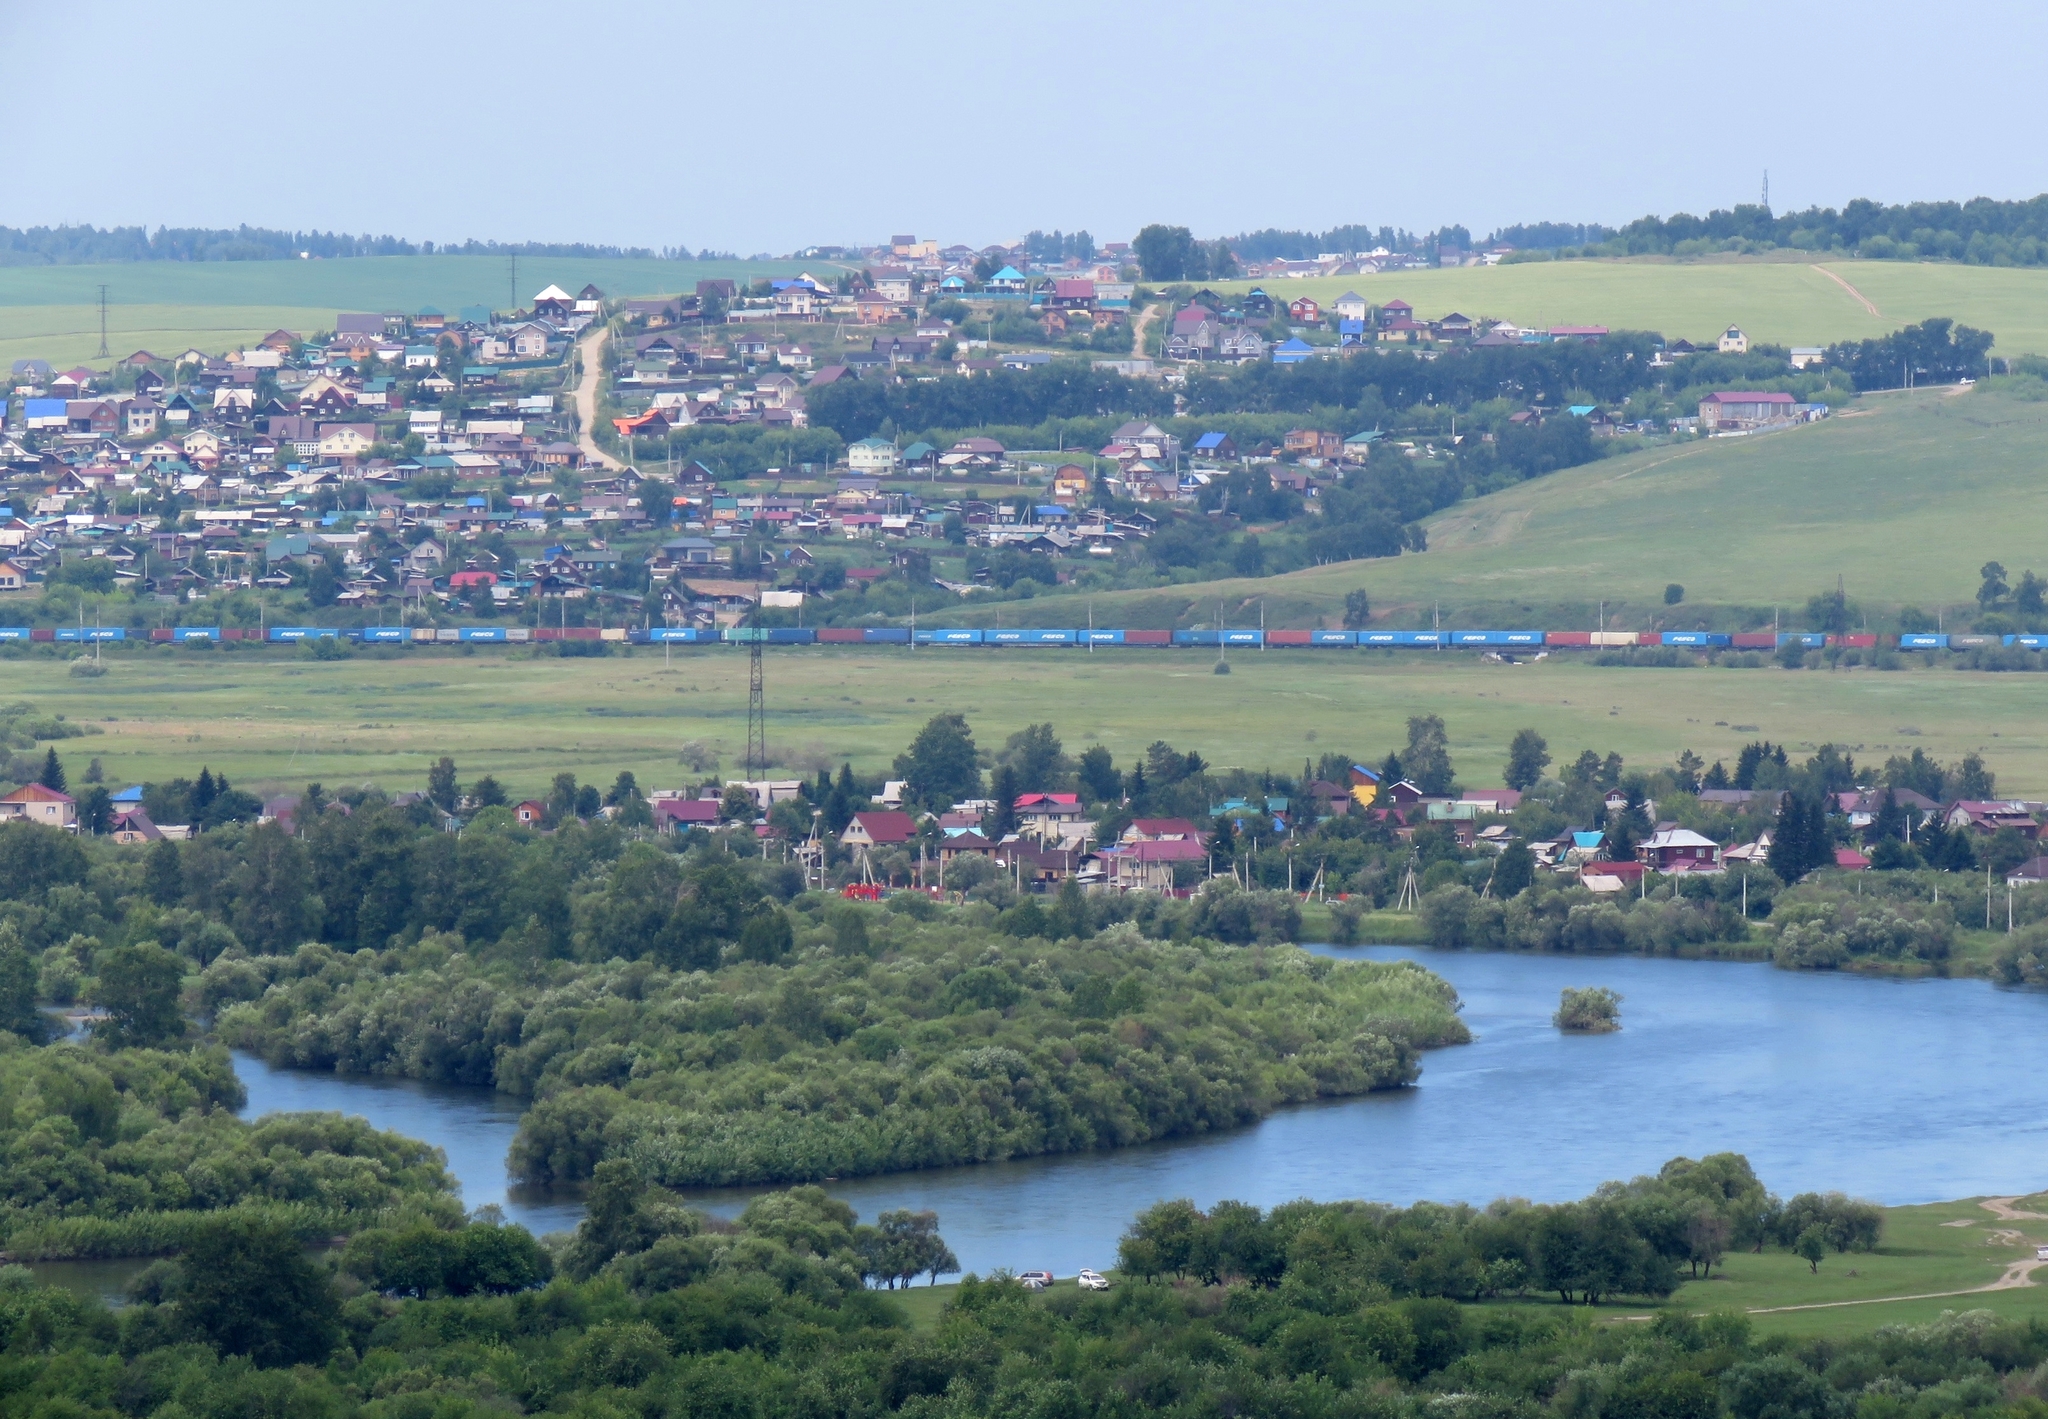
[201, 950, 2048, 1279]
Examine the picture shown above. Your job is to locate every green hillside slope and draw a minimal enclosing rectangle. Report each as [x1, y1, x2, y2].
[959, 386, 2048, 630]
[1211, 257, 2048, 354]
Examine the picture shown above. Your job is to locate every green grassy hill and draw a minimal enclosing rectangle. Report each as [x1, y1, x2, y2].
[969, 386, 2047, 631]
[1209, 257, 2048, 354]
[0, 254, 813, 367]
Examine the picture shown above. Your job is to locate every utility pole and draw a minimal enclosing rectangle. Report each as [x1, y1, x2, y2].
[746, 616, 766, 779]
[96, 284, 110, 359]
[508, 253, 517, 315]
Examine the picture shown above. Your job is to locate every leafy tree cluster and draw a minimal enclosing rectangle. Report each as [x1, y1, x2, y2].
[1120, 1152, 1812, 1305]
[1131, 224, 1240, 281]
[0, 1141, 1988, 1419]
[0, 1035, 460, 1259]
[215, 915, 1467, 1189]
[807, 361, 1173, 444]
[1825, 317, 1995, 390]
[1768, 885, 1958, 969]
[1520, 193, 2048, 267]
[1421, 879, 1753, 958]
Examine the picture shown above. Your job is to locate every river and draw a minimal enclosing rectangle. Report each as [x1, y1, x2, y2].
[46, 948, 2048, 1294]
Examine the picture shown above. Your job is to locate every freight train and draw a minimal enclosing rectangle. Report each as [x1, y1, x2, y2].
[0, 627, 2028, 650]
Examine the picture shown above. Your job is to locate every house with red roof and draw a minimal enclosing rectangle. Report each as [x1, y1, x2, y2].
[0, 782, 77, 831]
[513, 800, 547, 827]
[843, 810, 918, 850]
[653, 798, 721, 832]
[1099, 836, 1205, 892]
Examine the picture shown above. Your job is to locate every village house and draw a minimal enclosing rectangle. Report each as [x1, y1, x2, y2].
[1638, 827, 1723, 873]
[0, 783, 77, 830]
[1698, 391, 1797, 432]
[843, 810, 918, 852]
[1014, 792, 1093, 845]
[1944, 801, 2042, 839]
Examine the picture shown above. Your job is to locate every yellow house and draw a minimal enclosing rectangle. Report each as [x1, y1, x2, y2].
[1050, 463, 1091, 502]
[317, 423, 376, 458]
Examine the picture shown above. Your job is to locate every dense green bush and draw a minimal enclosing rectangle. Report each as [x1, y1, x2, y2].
[0, 1040, 461, 1257]
[219, 914, 1469, 1188]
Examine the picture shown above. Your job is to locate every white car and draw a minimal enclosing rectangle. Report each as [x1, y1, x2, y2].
[1076, 1268, 1111, 1291]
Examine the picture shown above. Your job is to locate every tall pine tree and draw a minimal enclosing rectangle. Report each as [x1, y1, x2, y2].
[38, 749, 65, 794]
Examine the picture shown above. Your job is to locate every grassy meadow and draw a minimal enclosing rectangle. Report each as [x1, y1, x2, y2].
[963, 386, 2048, 630]
[4, 638, 2047, 800]
[1673, 1195, 2048, 1339]
[1211, 256, 2048, 354]
[0, 254, 810, 367]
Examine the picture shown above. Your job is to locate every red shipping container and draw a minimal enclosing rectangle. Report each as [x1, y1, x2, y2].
[30, 628, 54, 642]
[1544, 631, 1593, 647]
[222, 628, 243, 640]
[817, 628, 865, 643]
[149, 628, 174, 642]
[1266, 629, 1312, 645]
[1830, 634, 1877, 649]
[1124, 629, 1171, 645]
[1731, 632, 1777, 650]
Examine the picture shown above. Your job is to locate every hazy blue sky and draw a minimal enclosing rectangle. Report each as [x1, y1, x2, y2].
[5, 1, 2044, 254]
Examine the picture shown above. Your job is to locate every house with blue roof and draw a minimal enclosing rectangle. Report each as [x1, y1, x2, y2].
[985, 266, 1027, 292]
[1272, 338, 1315, 364]
[1192, 431, 1238, 461]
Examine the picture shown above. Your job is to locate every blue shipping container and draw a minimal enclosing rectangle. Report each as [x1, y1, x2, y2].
[357, 627, 411, 643]
[0, 628, 30, 641]
[1659, 632, 1732, 647]
[916, 629, 983, 644]
[1778, 633, 1826, 648]
[1898, 634, 1949, 650]
[2008, 635, 2048, 649]
[459, 628, 507, 643]
[1359, 630, 1445, 647]
[1083, 629, 1125, 645]
[862, 627, 911, 643]
[646, 628, 701, 643]
[989, 628, 1077, 645]
[269, 627, 338, 641]
[172, 627, 221, 642]
[1309, 630, 1356, 646]
[56, 627, 125, 641]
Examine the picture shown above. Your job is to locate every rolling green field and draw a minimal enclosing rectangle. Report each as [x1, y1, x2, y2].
[4, 638, 2045, 799]
[1213, 256, 2048, 354]
[0, 254, 811, 367]
[1670, 1195, 2048, 1338]
[964, 386, 2048, 629]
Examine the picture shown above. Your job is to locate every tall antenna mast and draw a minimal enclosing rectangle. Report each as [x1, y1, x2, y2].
[508, 253, 517, 314]
[1762, 170, 1769, 211]
[96, 284, 110, 359]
